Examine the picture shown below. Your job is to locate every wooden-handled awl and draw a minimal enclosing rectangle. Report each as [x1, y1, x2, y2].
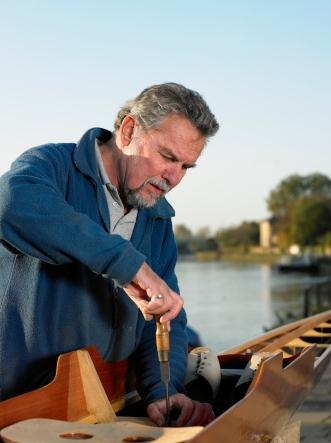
[155, 315, 171, 425]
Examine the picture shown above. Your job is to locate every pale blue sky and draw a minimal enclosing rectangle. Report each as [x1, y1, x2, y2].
[1, 1, 330, 231]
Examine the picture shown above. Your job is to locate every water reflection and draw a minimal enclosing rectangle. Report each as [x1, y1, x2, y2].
[175, 261, 324, 353]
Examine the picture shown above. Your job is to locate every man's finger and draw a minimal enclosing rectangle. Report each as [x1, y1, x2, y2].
[173, 397, 195, 426]
[159, 300, 183, 323]
[145, 292, 182, 318]
[147, 402, 165, 427]
[186, 402, 211, 426]
[147, 294, 166, 309]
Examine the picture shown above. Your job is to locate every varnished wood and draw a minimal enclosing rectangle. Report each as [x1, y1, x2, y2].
[301, 329, 331, 337]
[81, 347, 137, 409]
[222, 311, 331, 366]
[189, 347, 314, 443]
[0, 418, 203, 443]
[222, 311, 331, 354]
[1, 349, 314, 443]
[0, 349, 119, 429]
[0, 311, 330, 442]
[316, 321, 331, 328]
[272, 420, 301, 443]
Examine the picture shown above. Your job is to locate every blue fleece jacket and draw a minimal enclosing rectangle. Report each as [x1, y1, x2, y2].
[0, 128, 188, 403]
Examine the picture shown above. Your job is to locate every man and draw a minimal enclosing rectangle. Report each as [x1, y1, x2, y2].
[0, 83, 219, 426]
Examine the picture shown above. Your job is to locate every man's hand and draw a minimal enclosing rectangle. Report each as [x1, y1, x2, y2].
[123, 262, 183, 322]
[147, 393, 215, 427]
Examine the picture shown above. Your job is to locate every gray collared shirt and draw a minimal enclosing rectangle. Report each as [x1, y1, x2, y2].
[95, 141, 137, 240]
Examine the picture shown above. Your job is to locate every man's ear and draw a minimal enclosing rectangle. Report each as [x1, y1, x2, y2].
[118, 115, 136, 148]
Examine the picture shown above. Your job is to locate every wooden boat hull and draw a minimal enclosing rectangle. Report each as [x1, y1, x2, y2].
[191, 347, 315, 442]
[0, 310, 330, 442]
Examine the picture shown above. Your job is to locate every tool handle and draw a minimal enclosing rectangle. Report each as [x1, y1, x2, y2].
[155, 316, 169, 362]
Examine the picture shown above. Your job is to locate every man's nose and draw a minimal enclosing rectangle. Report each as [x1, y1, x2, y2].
[162, 165, 185, 187]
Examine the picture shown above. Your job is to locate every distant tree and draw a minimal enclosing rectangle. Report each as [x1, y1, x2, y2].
[274, 214, 291, 249]
[174, 224, 193, 255]
[195, 226, 211, 239]
[193, 226, 217, 252]
[174, 224, 192, 240]
[174, 225, 218, 254]
[324, 232, 331, 248]
[216, 221, 259, 249]
[267, 173, 331, 247]
[290, 195, 331, 246]
[267, 174, 305, 216]
[267, 173, 331, 216]
[215, 226, 238, 248]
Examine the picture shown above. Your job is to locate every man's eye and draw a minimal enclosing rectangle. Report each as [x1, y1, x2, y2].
[162, 153, 175, 162]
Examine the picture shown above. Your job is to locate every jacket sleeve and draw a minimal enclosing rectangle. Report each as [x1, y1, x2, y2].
[134, 219, 188, 404]
[0, 145, 145, 286]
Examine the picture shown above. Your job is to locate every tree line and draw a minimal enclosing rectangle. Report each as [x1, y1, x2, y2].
[175, 173, 331, 254]
[267, 173, 331, 249]
[174, 222, 259, 255]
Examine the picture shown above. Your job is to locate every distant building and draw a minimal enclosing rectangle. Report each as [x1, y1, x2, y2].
[259, 218, 278, 249]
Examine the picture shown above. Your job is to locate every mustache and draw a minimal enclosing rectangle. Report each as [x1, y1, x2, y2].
[145, 178, 171, 193]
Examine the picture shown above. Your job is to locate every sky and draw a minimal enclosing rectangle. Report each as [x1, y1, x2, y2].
[0, 1, 330, 232]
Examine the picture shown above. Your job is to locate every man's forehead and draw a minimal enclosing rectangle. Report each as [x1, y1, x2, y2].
[158, 145, 199, 168]
[150, 117, 204, 144]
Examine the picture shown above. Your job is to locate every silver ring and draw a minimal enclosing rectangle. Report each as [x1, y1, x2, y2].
[155, 294, 164, 300]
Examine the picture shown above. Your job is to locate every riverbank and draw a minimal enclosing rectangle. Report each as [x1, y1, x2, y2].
[180, 251, 331, 272]
[194, 251, 281, 264]
[180, 250, 283, 265]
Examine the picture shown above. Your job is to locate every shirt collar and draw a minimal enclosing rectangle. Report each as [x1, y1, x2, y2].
[74, 127, 175, 219]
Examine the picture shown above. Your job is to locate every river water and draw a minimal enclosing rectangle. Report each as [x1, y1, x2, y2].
[175, 260, 325, 353]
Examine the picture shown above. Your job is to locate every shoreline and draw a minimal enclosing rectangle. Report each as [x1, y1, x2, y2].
[178, 252, 331, 270]
[179, 251, 282, 265]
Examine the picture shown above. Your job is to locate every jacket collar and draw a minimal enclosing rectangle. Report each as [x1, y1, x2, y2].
[73, 128, 175, 220]
[74, 127, 111, 179]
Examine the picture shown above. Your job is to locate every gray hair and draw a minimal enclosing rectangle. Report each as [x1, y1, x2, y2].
[114, 82, 219, 139]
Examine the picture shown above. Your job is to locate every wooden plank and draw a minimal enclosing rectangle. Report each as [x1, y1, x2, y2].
[0, 349, 118, 429]
[301, 329, 331, 337]
[272, 420, 301, 443]
[0, 418, 203, 443]
[257, 312, 331, 354]
[0, 313, 329, 442]
[75, 350, 116, 423]
[222, 311, 331, 355]
[189, 347, 314, 443]
[286, 338, 328, 349]
[84, 347, 138, 410]
[0, 350, 313, 443]
[317, 322, 331, 328]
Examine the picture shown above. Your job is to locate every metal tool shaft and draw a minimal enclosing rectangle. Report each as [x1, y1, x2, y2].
[155, 316, 171, 425]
